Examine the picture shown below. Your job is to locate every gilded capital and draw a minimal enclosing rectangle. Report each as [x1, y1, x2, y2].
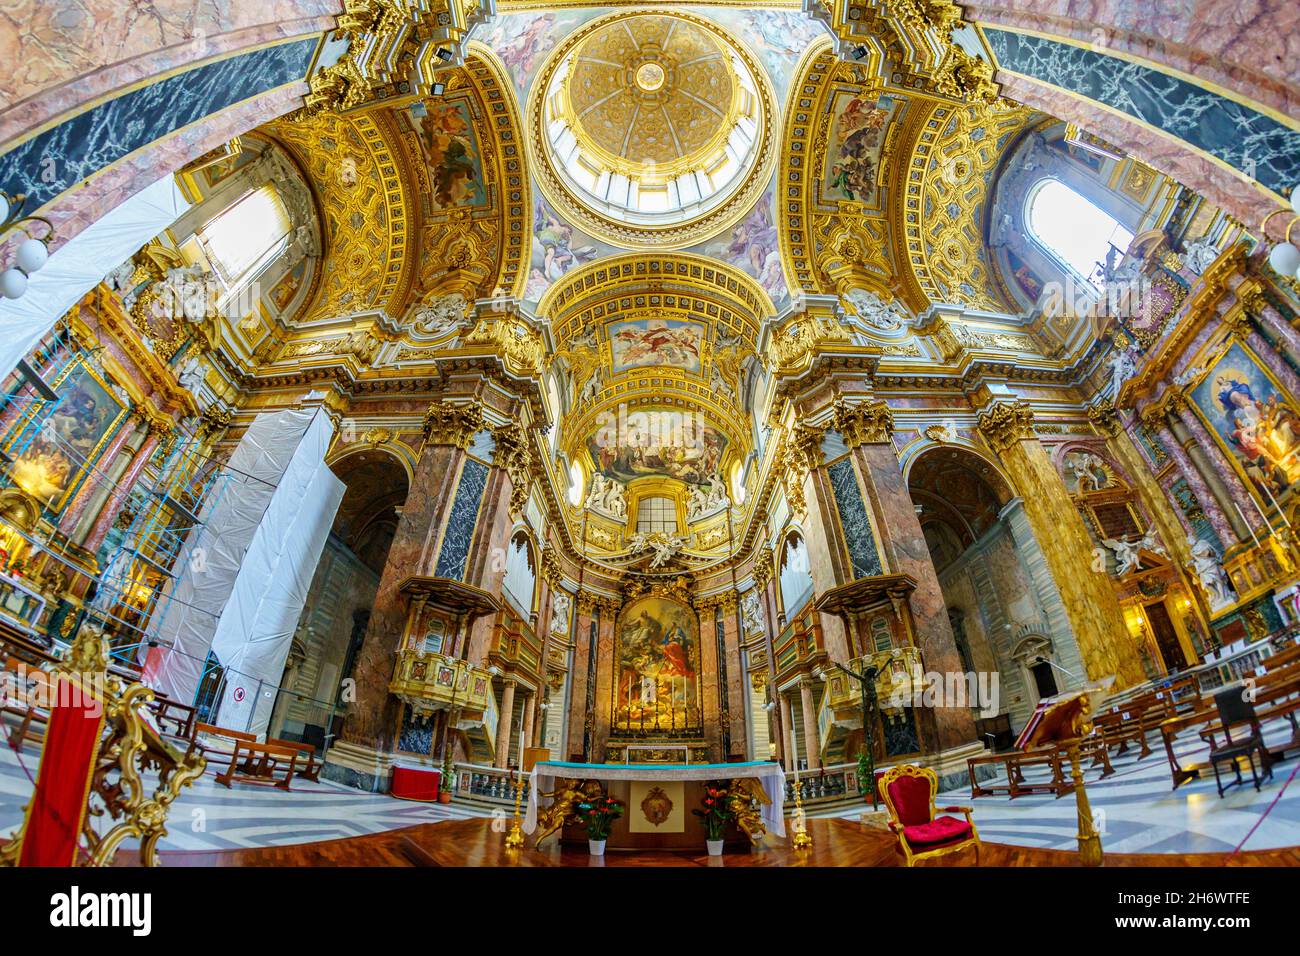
[422, 400, 484, 449]
[833, 398, 894, 448]
[976, 400, 1035, 452]
[1087, 398, 1120, 437]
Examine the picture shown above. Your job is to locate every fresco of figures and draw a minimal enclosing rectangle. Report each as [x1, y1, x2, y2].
[588, 408, 728, 486]
[823, 91, 899, 206]
[1189, 341, 1300, 503]
[401, 99, 485, 210]
[696, 184, 789, 309]
[609, 319, 705, 373]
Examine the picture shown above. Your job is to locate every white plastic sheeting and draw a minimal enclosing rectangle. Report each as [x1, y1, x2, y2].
[143, 408, 342, 735]
[0, 175, 189, 382]
[210, 409, 343, 736]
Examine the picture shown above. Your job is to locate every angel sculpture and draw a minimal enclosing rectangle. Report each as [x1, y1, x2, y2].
[1134, 528, 1168, 560]
[533, 779, 605, 847]
[628, 531, 685, 569]
[726, 777, 771, 844]
[1101, 536, 1142, 576]
[550, 343, 602, 404]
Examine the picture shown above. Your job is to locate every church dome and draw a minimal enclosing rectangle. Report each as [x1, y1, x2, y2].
[528, 11, 775, 249]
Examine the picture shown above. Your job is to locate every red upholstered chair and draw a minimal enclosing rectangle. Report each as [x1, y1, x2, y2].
[880, 764, 981, 866]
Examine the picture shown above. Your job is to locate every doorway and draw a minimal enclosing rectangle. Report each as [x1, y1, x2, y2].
[1144, 601, 1189, 673]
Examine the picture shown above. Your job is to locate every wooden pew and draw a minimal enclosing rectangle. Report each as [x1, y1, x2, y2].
[1159, 671, 1300, 789]
[267, 736, 321, 782]
[2, 656, 53, 753]
[967, 747, 1074, 799]
[1094, 691, 1178, 759]
[214, 739, 301, 791]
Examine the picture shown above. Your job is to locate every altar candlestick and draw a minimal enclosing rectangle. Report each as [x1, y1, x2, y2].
[1235, 502, 1264, 548]
[1262, 482, 1292, 529]
[1248, 491, 1273, 533]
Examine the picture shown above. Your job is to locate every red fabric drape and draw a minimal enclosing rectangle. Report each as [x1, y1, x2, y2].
[19, 675, 104, 866]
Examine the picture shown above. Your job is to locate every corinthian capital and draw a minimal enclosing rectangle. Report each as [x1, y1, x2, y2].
[833, 398, 894, 448]
[1087, 398, 1120, 437]
[976, 400, 1035, 452]
[422, 401, 484, 449]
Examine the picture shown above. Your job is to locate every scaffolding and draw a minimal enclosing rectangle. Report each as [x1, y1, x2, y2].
[88, 432, 237, 665]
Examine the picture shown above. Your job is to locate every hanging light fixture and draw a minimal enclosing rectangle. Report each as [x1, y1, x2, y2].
[1265, 187, 1300, 280]
[0, 189, 56, 300]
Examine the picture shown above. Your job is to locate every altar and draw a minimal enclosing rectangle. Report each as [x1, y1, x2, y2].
[523, 761, 787, 851]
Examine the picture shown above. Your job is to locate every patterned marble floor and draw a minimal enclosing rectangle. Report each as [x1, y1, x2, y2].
[822, 718, 1300, 855]
[2, 717, 1296, 856]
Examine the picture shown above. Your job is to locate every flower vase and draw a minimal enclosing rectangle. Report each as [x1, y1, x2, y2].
[706, 839, 724, 857]
[588, 838, 606, 856]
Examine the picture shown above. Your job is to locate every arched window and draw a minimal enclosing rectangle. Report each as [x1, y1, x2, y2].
[1026, 178, 1133, 288]
[503, 531, 537, 615]
[636, 495, 677, 534]
[196, 184, 290, 291]
[778, 533, 813, 617]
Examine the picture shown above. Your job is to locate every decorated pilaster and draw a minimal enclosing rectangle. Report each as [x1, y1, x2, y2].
[977, 400, 1146, 688]
[835, 398, 977, 751]
[326, 400, 484, 790]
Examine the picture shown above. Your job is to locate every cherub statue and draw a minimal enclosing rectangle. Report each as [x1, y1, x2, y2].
[533, 779, 605, 847]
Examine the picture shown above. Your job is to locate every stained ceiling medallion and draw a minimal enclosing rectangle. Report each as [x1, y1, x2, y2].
[526, 9, 777, 250]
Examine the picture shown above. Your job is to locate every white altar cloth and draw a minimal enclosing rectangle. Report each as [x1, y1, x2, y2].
[523, 760, 787, 838]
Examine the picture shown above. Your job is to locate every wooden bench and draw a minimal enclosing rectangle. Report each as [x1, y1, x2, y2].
[1159, 672, 1300, 789]
[267, 737, 321, 782]
[2, 657, 53, 753]
[1094, 691, 1179, 759]
[214, 739, 302, 791]
[967, 747, 1074, 799]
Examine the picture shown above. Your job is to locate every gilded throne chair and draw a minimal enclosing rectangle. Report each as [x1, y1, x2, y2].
[880, 765, 981, 866]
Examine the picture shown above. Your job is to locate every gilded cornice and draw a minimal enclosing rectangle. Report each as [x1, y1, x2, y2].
[83, 288, 199, 417]
[975, 399, 1035, 452]
[833, 397, 894, 447]
[422, 400, 485, 449]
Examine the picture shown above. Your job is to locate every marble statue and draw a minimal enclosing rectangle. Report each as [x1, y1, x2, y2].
[1102, 535, 1142, 576]
[177, 355, 205, 392]
[1105, 344, 1139, 399]
[1189, 537, 1235, 610]
[741, 589, 766, 637]
[843, 288, 908, 332]
[549, 590, 571, 638]
[686, 474, 729, 521]
[584, 474, 626, 519]
[628, 531, 686, 569]
[1182, 236, 1221, 276]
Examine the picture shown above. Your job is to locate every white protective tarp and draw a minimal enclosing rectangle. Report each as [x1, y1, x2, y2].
[0, 175, 189, 382]
[210, 408, 342, 736]
[143, 408, 339, 728]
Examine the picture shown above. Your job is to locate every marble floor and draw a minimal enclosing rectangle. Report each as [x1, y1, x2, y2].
[822, 718, 1300, 855]
[1, 716, 1296, 856]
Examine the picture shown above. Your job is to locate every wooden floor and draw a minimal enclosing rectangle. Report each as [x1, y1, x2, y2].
[143, 817, 1300, 867]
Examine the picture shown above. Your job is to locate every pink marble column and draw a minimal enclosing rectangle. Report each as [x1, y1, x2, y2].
[0, 2, 338, 146]
[565, 599, 596, 762]
[1175, 400, 1261, 527]
[83, 429, 161, 552]
[57, 414, 140, 535]
[698, 604, 723, 759]
[591, 608, 615, 762]
[719, 605, 748, 759]
[1148, 410, 1241, 546]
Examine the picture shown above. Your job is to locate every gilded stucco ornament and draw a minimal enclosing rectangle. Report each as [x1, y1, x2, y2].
[492, 422, 535, 519]
[976, 400, 1036, 452]
[422, 401, 484, 448]
[833, 398, 894, 447]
